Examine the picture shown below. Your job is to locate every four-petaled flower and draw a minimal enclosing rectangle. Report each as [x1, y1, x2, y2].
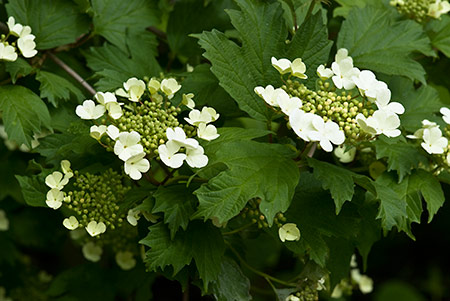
[278, 223, 301, 242]
[85, 221, 107, 237]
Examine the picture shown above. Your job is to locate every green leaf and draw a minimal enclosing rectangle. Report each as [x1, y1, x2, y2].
[333, 0, 386, 18]
[337, 6, 433, 83]
[307, 158, 355, 214]
[140, 221, 225, 287]
[427, 15, 450, 58]
[372, 136, 427, 182]
[91, 0, 159, 51]
[374, 174, 408, 231]
[0, 85, 51, 148]
[152, 185, 196, 239]
[203, 127, 271, 154]
[390, 78, 445, 132]
[6, 0, 89, 49]
[84, 31, 161, 91]
[194, 140, 299, 225]
[36, 70, 84, 107]
[196, 0, 286, 120]
[210, 258, 252, 301]
[285, 12, 333, 88]
[15, 175, 47, 207]
[4, 58, 33, 83]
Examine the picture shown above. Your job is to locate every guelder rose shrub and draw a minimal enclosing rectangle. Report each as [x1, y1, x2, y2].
[1, 0, 450, 300]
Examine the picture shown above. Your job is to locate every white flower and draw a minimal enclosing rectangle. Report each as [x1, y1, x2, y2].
[351, 269, 373, 294]
[116, 77, 146, 102]
[161, 78, 181, 99]
[85, 221, 106, 237]
[441, 107, 450, 124]
[61, 160, 72, 174]
[46, 188, 64, 210]
[334, 145, 356, 163]
[124, 152, 150, 180]
[106, 125, 120, 140]
[197, 123, 220, 141]
[271, 57, 291, 74]
[166, 127, 199, 148]
[254, 85, 282, 107]
[421, 127, 448, 154]
[317, 64, 333, 80]
[18, 35, 38, 58]
[278, 223, 301, 242]
[312, 118, 346, 152]
[116, 251, 137, 270]
[289, 109, 320, 142]
[127, 208, 141, 226]
[114, 131, 144, 161]
[94, 91, 117, 105]
[407, 120, 438, 139]
[158, 141, 186, 168]
[277, 92, 303, 116]
[377, 100, 405, 115]
[63, 216, 79, 230]
[106, 102, 123, 119]
[356, 111, 401, 137]
[0, 210, 9, 231]
[331, 283, 344, 298]
[7, 16, 23, 36]
[75, 100, 106, 120]
[428, 0, 450, 18]
[331, 57, 360, 90]
[182, 93, 195, 109]
[45, 171, 70, 190]
[148, 78, 161, 94]
[335, 48, 350, 63]
[184, 107, 220, 126]
[90, 125, 107, 140]
[285, 295, 300, 301]
[186, 145, 208, 168]
[0, 44, 18, 62]
[291, 58, 307, 79]
[82, 242, 103, 262]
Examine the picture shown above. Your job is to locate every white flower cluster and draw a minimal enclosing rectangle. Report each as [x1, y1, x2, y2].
[331, 255, 373, 298]
[81, 241, 136, 270]
[0, 16, 37, 61]
[318, 49, 405, 138]
[256, 57, 345, 152]
[407, 108, 450, 161]
[428, 0, 450, 17]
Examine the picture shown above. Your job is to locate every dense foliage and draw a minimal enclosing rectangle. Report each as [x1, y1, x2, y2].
[1, 0, 450, 300]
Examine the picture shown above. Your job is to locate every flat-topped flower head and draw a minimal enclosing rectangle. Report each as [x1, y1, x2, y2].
[278, 223, 301, 242]
[18, 35, 37, 58]
[85, 221, 106, 237]
[197, 123, 220, 141]
[45, 171, 70, 190]
[428, 0, 450, 18]
[317, 64, 333, 80]
[115, 251, 136, 270]
[90, 125, 107, 140]
[421, 127, 448, 154]
[0, 210, 9, 231]
[0, 44, 18, 62]
[82, 242, 102, 262]
[186, 145, 208, 168]
[114, 131, 144, 161]
[63, 216, 79, 230]
[46, 188, 64, 210]
[271, 57, 291, 74]
[76, 100, 106, 120]
[161, 78, 181, 99]
[291, 58, 307, 79]
[158, 140, 186, 168]
[124, 152, 150, 180]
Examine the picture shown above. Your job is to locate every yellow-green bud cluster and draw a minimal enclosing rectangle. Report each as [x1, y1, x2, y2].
[283, 80, 375, 144]
[391, 0, 434, 22]
[240, 198, 287, 228]
[65, 169, 130, 231]
[290, 279, 320, 301]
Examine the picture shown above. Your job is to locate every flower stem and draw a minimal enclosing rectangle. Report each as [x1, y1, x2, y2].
[222, 222, 255, 235]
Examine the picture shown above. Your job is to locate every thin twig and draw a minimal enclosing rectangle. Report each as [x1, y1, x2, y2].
[307, 142, 317, 158]
[146, 26, 167, 41]
[47, 52, 96, 96]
